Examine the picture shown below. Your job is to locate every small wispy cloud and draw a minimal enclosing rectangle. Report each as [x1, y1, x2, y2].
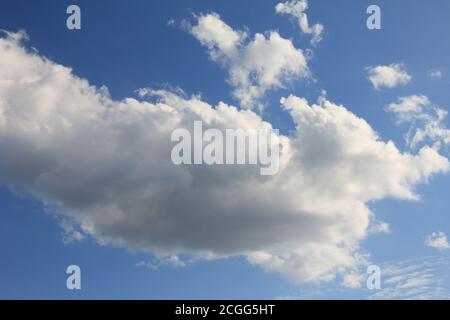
[386, 95, 450, 149]
[370, 255, 450, 300]
[275, 0, 324, 46]
[428, 69, 443, 79]
[136, 255, 188, 271]
[425, 232, 450, 250]
[59, 218, 86, 244]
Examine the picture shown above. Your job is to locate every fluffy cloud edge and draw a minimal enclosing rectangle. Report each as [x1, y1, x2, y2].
[189, 12, 310, 109]
[367, 63, 411, 90]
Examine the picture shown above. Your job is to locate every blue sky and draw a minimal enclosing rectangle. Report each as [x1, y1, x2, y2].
[1, 0, 450, 299]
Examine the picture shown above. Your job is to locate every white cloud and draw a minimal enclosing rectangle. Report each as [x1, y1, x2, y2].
[190, 13, 309, 109]
[190, 13, 244, 59]
[366, 63, 411, 90]
[367, 219, 390, 235]
[386, 95, 431, 124]
[410, 109, 450, 149]
[59, 218, 86, 244]
[428, 69, 443, 79]
[341, 272, 365, 288]
[425, 232, 450, 250]
[275, 0, 324, 46]
[0, 31, 449, 283]
[386, 95, 450, 149]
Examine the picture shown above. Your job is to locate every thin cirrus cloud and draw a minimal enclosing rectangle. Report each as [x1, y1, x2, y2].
[370, 255, 450, 300]
[278, 255, 450, 299]
[189, 12, 309, 110]
[366, 63, 412, 90]
[1, 27, 449, 285]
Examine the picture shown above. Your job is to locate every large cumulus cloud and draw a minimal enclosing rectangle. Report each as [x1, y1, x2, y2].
[0, 31, 448, 283]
